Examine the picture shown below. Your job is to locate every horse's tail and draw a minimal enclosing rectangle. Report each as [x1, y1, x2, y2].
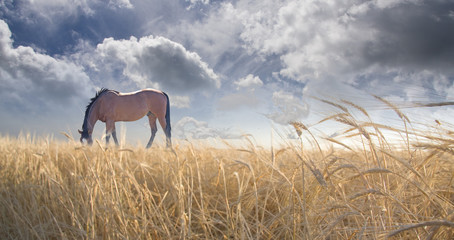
[163, 92, 171, 145]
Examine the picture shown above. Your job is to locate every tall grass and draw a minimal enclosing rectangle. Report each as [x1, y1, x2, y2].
[0, 100, 453, 239]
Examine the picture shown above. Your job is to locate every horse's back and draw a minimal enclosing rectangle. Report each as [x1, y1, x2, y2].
[98, 89, 167, 121]
[117, 88, 162, 96]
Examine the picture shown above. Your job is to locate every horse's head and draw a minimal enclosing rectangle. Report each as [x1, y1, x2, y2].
[78, 129, 93, 145]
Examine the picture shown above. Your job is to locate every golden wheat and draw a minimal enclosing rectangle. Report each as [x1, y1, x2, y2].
[0, 100, 453, 239]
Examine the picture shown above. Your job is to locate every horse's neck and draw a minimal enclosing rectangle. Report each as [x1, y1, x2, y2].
[86, 105, 99, 132]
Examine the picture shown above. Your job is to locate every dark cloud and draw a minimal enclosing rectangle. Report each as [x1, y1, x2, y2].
[360, 1, 454, 72]
[85, 35, 220, 93]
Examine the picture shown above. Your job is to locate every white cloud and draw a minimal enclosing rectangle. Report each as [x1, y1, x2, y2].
[10, 0, 96, 21]
[228, 0, 454, 117]
[266, 90, 309, 125]
[0, 19, 12, 48]
[90, 35, 220, 93]
[166, 3, 245, 64]
[9, 0, 133, 21]
[0, 20, 92, 112]
[238, 0, 454, 81]
[171, 95, 191, 109]
[233, 74, 263, 90]
[217, 92, 260, 111]
[174, 116, 241, 139]
[108, 0, 133, 9]
[239, 0, 370, 82]
[185, 0, 210, 9]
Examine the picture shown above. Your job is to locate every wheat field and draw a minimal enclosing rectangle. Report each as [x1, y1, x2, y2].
[0, 101, 453, 239]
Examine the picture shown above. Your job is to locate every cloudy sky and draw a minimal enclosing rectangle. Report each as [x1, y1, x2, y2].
[1, 0, 454, 146]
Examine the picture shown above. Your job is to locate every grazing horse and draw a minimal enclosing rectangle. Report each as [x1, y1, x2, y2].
[78, 88, 171, 148]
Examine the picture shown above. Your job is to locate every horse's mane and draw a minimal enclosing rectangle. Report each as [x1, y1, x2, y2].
[82, 88, 116, 132]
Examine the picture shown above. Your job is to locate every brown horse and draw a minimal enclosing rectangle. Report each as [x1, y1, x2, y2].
[78, 88, 171, 148]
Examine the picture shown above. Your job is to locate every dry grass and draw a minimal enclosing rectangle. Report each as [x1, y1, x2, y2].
[1, 101, 454, 239]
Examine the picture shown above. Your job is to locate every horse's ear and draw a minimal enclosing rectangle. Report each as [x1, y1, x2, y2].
[78, 129, 83, 134]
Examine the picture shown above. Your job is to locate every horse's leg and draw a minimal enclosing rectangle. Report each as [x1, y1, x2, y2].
[146, 114, 157, 148]
[112, 130, 119, 146]
[106, 127, 111, 146]
[158, 116, 172, 148]
[106, 120, 119, 147]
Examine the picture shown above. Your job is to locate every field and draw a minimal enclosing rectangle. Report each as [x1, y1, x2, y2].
[0, 101, 453, 239]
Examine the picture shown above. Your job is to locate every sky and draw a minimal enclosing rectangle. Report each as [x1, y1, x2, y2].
[1, 0, 454, 147]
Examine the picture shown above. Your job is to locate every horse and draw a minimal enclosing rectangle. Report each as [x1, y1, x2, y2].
[78, 88, 171, 148]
